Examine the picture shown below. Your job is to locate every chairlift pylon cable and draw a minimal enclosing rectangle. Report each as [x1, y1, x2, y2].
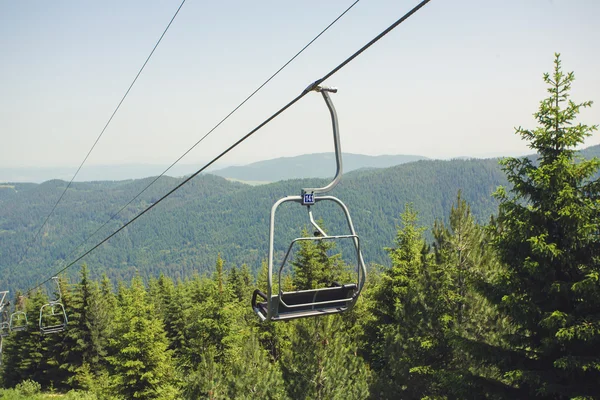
[33, 0, 361, 286]
[16, 0, 188, 267]
[26, 0, 432, 294]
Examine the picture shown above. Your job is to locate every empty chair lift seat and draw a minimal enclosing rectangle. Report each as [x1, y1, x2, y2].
[253, 282, 357, 321]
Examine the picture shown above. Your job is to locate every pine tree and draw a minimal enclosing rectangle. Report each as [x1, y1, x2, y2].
[476, 54, 600, 398]
[163, 280, 192, 364]
[432, 192, 506, 397]
[91, 273, 116, 366]
[433, 191, 483, 324]
[280, 224, 370, 399]
[365, 204, 454, 399]
[215, 253, 224, 296]
[108, 276, 180, 399]
[56, 265, 95, 389]
[184, 269, 240, 368]
[291, 227, 342, 290]
[227, 263, 253, 303]
[281, 316, 370, 400]
[224, 333, 287, 399]
[182, 347, 228, 400]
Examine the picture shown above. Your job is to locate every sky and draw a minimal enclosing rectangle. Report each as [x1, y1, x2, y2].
[1, 0, 599, 176]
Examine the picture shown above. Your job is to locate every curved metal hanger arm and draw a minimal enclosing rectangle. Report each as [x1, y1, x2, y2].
[301, 87, 342, 201]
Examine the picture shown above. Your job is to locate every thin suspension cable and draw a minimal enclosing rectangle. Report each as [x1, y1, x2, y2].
[19, 0, 187, 263]
[27, 0, 432, 293]
[50, 0, 361, 274]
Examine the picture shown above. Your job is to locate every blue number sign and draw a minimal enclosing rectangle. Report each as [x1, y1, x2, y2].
[303, 193, 315, 205]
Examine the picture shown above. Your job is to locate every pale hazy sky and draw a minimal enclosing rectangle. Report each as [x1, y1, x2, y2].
[1, 0, 599, 171]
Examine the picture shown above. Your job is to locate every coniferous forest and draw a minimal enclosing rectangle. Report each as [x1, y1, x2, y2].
[0, 55, 599, 399]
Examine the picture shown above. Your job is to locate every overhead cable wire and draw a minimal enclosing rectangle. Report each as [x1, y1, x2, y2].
[27, 0, 432, 293]
[18, 0, 187, 265]
[45, 0, 361, 278]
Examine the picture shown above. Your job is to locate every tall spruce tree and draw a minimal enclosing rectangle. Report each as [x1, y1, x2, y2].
[432, 192, 506, 397]
[281, 316, 370, 400]
[477, 54, 600, 398]
[364, 204, 455, 399]
[57, 265, 95, 389]
[108, 276, 180, 399]
[433, 191, 484, 325]
[280, 226, 370, 399]
[223, 333, 287, 400]
[291, 227, 342, 290]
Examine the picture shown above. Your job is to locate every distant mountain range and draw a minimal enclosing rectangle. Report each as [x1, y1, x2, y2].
[0, 164, 215, 184]
[209, 153, 429, 183]
[0, 153, 428, 183]
[4, 147, 598, 184]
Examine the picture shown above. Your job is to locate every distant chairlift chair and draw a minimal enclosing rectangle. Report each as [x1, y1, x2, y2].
[10, 295, 28, 332]
[9, 311, 28, 332]
[39, 277, 68, 334]
[252, 86, 367, 322]
[0, 291, 10, 338]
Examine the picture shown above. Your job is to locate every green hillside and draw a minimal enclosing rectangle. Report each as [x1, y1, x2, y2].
[0, 157, 507, 291]
[1, 145, 597, 291]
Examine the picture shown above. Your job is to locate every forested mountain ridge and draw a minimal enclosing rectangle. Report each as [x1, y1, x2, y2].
[1, 157, 506, 290]
[0, 144, 598, 291]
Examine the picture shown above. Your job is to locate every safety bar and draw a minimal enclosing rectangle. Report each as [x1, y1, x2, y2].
[282, 294, 355, 309]
[308, 207, 327, 237]
[252, 289, 268, 306]
[276, 234, 361, 309]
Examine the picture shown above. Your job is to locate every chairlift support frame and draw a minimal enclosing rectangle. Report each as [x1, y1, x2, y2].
[0, 291, 10, 338]
[252, 87, 367, 322]
[0, 291, 9, 364]
[39, 277, 68, 334]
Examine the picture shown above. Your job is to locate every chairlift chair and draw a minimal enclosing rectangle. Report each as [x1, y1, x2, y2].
[9, 311, 28, 332]
[39, 277, 68, 334]
[0, 323, 8, 338]
[9, 295, 28, 332]
[252, 86, 367, 322]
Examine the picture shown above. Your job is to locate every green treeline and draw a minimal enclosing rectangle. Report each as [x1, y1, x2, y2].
[0, 55, 599, 399]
